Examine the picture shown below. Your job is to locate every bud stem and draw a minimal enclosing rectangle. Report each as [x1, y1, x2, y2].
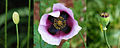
[16, 24, 19, 48]
[5, 0, 8, 48]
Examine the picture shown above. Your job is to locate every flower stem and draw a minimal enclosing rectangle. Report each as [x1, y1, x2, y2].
[79, 32, 87, 48]
[103, 30, 111, 48]
[27, 0, 31, 48]
[5, 0, 7, 48]
[16, 24, 19, 48]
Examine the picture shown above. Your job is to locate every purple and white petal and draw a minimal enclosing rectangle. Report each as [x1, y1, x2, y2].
[48, 11, 60, 17]
[40, 11, 60, 26]
[53, 3, 74, 18]
[38, 25, 61, 45]
[62, 19, 82, 40]
[40, 14, 49, 26]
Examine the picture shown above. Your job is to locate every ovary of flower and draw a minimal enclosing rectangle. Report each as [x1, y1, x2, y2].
[57, 20, 63, 26]
[12, 12, 19, 24]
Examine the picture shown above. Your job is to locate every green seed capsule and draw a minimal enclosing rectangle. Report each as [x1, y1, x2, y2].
[12, 12, 20, 24]
[99, 13, 110, 29]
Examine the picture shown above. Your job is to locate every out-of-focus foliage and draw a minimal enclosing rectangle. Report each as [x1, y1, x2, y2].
[34, 0, 86, 48]
[62, 41, 70, 48]
[87, 0, 120, 48]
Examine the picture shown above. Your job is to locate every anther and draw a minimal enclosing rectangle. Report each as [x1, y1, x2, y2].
[53, 16, 66, 30]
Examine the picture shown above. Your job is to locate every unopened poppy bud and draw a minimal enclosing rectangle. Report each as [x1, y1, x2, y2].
[12, 12, 20, 24]
[99, 12, 110, 28]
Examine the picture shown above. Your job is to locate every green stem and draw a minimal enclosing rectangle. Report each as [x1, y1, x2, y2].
[103, 30, 111, 48]
[27, 0, 31, 48]
[79, 32, 87, 48]
[5, 0, 7, 48]
[16, 24, 19, 48]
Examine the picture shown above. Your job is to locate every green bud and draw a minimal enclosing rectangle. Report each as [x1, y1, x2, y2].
[12, 12, 20, 24]
[99, 13, 110, 29]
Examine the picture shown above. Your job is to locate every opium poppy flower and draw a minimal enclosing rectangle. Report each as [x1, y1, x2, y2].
[38, 3, 82, 45]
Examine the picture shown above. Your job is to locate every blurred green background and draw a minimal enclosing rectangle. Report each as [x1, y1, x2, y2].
[87, 0, 120, 48]
[0, 0, 33, 48]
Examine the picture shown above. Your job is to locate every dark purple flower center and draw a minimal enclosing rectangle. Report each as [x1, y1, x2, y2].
[47, 11, 71, 35]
